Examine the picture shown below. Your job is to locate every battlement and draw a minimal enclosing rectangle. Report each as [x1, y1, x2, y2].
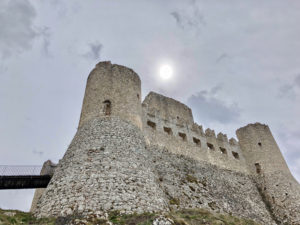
[141, 92, 247, 173]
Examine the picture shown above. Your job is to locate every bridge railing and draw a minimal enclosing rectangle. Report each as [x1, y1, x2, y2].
[0, 165, 43, 176]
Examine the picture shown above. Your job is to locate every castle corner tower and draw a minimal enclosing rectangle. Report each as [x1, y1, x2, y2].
[236, 123, 300, 224]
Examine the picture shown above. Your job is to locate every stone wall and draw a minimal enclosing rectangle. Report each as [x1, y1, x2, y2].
[147, 145, 275, 225]
[34, 118, 167, 218]
[142, 93, 248, 174]
[143, 92, 194, 125]
[33, 117, 276, 224]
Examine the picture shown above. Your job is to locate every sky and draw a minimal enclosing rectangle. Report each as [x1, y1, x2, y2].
[0, 0, 300, 212]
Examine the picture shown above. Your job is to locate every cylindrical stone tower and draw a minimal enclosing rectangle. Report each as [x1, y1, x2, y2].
[236, 123, 300, 224]
[79, 61, 143, 129]
[33, 62, 167, 218]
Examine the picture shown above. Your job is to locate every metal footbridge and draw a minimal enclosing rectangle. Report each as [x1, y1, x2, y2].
[0, 166, 51, 189]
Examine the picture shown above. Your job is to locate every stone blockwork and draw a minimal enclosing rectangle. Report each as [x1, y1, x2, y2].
[147, 146, 275, 225]
[34, 118, 167, 217]
[33, 61, 300, 224]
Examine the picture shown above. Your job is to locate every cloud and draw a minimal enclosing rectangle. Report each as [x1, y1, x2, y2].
[33, 150, 44, 157]
[295, 74, 300, 87]
[0, 0, 37, 58]
[276, 129, 300, 181]
[278, 84, 295, 99]
[187, 85, 241, 124]
[278, 74, 300, 98]
[82, 42, 103, 60]
[170, 2, 205, 34]
[37, 27, 52, 56]
[215, 53, 229, 64]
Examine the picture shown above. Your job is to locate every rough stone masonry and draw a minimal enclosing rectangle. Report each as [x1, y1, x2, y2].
[33, 61, 300, 225]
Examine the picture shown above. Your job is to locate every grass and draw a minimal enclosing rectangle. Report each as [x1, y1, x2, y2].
[169, 209, 260, 225]
[0, 208, 55, 225]
[0, 208, 261, 225]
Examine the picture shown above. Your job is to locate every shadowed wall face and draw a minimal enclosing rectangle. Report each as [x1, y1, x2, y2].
[79, 61, 143, 129]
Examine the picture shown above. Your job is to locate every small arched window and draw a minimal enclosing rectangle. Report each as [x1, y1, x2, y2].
[103, 100, 111, 116]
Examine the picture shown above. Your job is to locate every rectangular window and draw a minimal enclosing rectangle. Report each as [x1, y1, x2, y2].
[219, 147, 227, 154]
[207, 143, 214, 150]
[163, 127, 172, 135]
[147, 120, 156, 130]
[255, 163, 261, 174]
[232, 151, 239, 159]
[178, 132, 187, 141]
[193, 137, 201, 146]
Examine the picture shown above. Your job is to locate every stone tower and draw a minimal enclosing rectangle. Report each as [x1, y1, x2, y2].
[33, 62, 167, 218]
[236, 123, 300, 224]
[79, 61, 143, 129]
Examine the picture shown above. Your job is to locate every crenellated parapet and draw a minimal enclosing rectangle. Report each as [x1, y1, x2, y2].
[217, 132, 228, 142]
[191, 123, 204, 136]
[205, 128, 216, 138]
[229, 137, 238, 146]
[141, 92, 248, 173]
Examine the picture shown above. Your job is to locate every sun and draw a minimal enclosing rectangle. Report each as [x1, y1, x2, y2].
[159, 65, 173, 80]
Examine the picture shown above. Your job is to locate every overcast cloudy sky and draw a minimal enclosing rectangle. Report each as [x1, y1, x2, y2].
[0, 0, 300, 211]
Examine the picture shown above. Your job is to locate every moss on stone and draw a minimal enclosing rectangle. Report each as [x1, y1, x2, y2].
[186, 175, 198, 184]
[169, 198, 180, 205]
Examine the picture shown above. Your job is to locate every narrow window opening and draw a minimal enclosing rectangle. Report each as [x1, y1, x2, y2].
[232, 151, 239, 159]
[103, 100, 111, 116]
[219, 147, 227, 154]
[193, 137, 201, 146]
[147, 120, 156, 130]
[137, 94, 140, 99]
[255, 163, 261, 174]
[258, 142, 262, 147]
[272, 196, 275, 203]
[164, 127, 172, 135]
[178, 132, 187, 141]
[207, 143, 214, 150]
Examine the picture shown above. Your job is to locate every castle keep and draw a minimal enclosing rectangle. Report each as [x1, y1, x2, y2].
[32, 61, 300, 224]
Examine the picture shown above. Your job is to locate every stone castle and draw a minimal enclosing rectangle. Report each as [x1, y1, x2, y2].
[32, 61, 300, 224]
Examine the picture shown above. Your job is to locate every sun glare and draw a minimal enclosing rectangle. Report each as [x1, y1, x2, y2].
[159, 65, 173, 80]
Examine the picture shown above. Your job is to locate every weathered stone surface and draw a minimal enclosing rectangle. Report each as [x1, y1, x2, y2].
[32, 62, 300, 224]
[34, 118, 167, 217]
[147, 146, 275, 224]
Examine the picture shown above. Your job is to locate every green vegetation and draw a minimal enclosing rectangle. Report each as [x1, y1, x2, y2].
[186, 175, 198, 184]
[169, 209, 259, 225]
[169, 198, 180, 205]
[0, 208, 55, 225]
[108, 211, 155, 225]
[0, 208, 260, 225]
